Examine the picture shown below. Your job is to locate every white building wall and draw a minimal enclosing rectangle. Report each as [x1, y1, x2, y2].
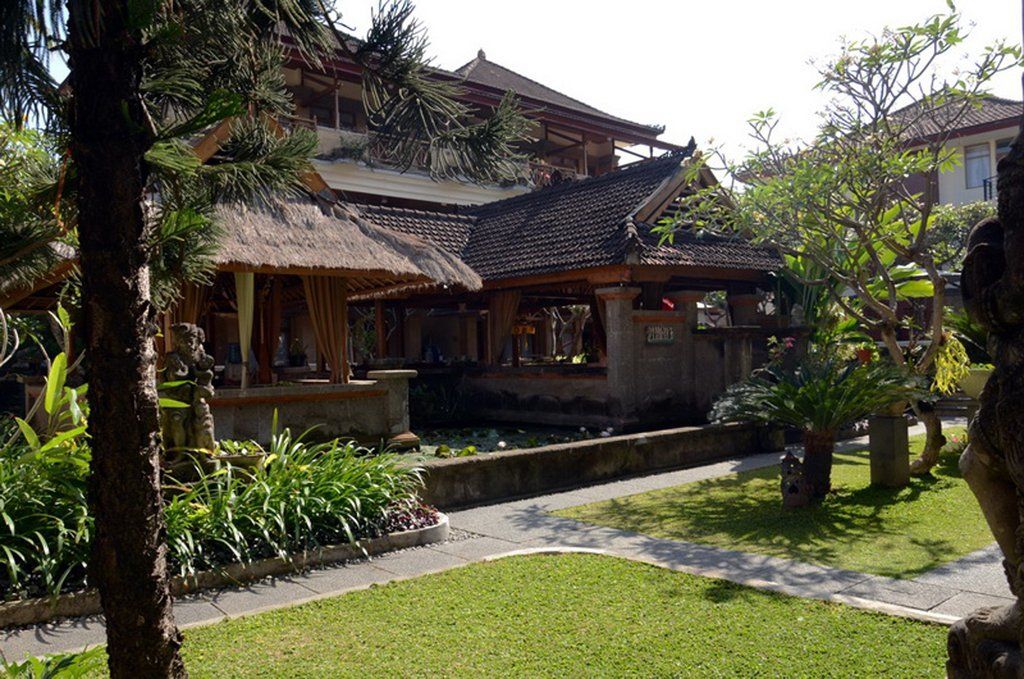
[934, 126, 1017, 206]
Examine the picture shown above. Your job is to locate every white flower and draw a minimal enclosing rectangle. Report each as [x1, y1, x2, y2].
[497, 441, 507, 449]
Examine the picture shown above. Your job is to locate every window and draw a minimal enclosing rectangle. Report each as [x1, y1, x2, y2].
[996, 137, 1014, 164]
[964, 143, 990, 189]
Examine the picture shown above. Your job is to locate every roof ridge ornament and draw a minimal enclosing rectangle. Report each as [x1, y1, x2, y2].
[477, 49, 486, 60]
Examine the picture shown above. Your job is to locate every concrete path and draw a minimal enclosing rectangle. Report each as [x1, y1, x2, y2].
[2, 420, 1008, 663]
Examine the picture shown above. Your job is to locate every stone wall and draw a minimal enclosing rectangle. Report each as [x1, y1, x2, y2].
[211, 369, 414, 444]
[418, 421, 781, 509]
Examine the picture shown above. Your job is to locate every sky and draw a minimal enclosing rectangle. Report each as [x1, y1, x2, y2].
[341, 0, 1023, 158]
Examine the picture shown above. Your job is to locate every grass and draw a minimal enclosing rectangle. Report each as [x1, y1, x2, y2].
[555, 428, 988, 578]
[84, 554, 945, 677]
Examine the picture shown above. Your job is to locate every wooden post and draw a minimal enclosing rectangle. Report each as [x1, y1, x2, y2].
[581, 133, 588, 176]
[375, 300, 387, 359]
[333, 76, 340, 130]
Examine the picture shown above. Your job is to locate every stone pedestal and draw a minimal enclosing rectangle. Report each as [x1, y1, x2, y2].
[947, 618, 1020, 678]
[868, 414, 909, 487]
[367, 369, 419, 448]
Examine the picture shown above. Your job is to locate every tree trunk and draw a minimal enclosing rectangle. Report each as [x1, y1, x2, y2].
[909, 401, 946, 475]
[802, 430, 836, 502]
[68, 2, 187, 677]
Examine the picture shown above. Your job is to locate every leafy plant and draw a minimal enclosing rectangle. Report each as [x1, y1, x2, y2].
[711, 359, 926, 501]
[0, 647, 105, 678]
[163, 421, 425, 576]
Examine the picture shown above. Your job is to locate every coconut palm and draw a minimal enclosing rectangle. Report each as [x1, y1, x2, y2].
[711, 359, 926, 502]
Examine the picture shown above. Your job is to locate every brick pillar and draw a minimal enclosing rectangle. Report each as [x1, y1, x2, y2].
[729, 293, 762, 326]
[665, 290, 704, 330]
[665, 290, 704, 412]
[596, 286, 641, 419]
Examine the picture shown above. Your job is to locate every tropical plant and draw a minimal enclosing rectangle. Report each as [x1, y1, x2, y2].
[0, 647, 105, 678]
[657, 8, 1022, 475]
[164, 424, 424, 576]
[1, 1, 528, 672]
[926, 201, 997, 268]
[710, 359, 926, 502]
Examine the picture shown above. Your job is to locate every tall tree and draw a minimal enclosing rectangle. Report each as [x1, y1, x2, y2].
[0, 1, 526, 676]
[658, 8, 1021, 472]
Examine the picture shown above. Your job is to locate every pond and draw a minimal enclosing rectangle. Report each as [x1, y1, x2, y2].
[403, 424, 612, 461]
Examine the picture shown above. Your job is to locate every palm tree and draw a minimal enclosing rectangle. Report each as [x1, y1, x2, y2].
[711, 359, 926, 502]
[0, 2, 527, 676]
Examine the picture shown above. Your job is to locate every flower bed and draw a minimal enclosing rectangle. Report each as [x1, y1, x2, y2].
[0, 416, 434, 604]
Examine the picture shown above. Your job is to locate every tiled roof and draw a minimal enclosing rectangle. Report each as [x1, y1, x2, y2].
[896, 96, 1020, 140]
[357, 204, 474, 256]
[453, 52, 663, 136]
[461, 153, 687, 279]
[637, 228, 782, 271]
[356, 152, 779, 283]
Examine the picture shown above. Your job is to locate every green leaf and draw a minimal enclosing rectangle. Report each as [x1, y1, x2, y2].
[159, 397, 191, 409]
[15, 418, 40, 451]
[44, 353, 67, 416]
[39, 426, 88, 452]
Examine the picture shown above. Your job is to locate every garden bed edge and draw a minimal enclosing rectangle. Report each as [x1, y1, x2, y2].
[0, 513, 449, 629]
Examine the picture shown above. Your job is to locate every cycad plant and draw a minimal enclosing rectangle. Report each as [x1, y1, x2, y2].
[711, 359, 925, 502]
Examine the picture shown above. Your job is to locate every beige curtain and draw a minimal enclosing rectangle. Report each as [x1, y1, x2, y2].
[162, 283, 211, 353]
[235, 272, 255, 389]
[487, 290, 521, 366]
[302, 275, 349, 383]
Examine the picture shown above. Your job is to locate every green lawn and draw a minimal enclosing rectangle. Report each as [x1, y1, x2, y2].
[556, 429, 990, 578]
[87, 554, 944, 677]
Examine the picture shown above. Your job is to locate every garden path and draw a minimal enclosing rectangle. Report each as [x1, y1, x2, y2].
[1, 418, 1006, 663]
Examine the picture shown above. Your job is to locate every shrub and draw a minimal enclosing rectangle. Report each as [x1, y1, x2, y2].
[1, 413, 427, 599]
[711, 359, 926, 501]
[163, 423, 425, 576]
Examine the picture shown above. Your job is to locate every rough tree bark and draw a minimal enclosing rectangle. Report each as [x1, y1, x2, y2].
[68, 2, 187, 677]
[801, 430, 835, 502]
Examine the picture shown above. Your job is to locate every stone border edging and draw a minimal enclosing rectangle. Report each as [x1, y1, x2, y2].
[0, 514, 449, 629]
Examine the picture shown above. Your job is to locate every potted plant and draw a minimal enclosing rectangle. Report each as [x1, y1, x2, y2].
[958, 363, 994, 400]
[711, 358, 925, 504]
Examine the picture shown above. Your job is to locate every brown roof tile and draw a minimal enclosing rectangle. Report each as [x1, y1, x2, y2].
[356, 151, 779, 283]
[454, 52, 663, 136]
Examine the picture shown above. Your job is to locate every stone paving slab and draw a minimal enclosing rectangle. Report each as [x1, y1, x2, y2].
[429, 536, 519, 561]
[931, 591, 1016, 618]
[368, 545, 468, 577]
[297, 562, 394, 596]
[839, 575, 959, 611]
[1, 616, 106, 663]
[206, 577, 318, 618]
[914, 544, 1012, 598]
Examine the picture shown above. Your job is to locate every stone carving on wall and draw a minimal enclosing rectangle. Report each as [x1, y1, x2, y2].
[160, 323, 216, 464]
[947, 126, 1024, 678]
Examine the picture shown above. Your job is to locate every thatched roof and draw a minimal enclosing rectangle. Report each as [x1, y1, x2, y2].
[213, 196, 481, 296]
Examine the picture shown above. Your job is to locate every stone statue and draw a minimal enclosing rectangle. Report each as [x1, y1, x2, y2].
[780, 452, 811, 508]
[947, 127, 1024, 678]
[160, 323, 216, 463]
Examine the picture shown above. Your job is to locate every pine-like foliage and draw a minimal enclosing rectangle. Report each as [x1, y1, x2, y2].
[0, 0, 529, 310]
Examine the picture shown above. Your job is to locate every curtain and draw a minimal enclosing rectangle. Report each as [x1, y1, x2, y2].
[235, 272, 255, 389]
[302, 275, 349, 383]
[487, 290, 521, 366]
[163, 283, 211, 352]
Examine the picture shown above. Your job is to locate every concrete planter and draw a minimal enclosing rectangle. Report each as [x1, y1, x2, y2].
[0, 514, 448, 629]
[958, 367, 993, 400]
[419, 422, 777, 509]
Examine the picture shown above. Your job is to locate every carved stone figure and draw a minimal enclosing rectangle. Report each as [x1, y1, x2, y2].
[160, 323, 216, 464]
[780, 452, 811, 508]
[946, 128, 1024, 678]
